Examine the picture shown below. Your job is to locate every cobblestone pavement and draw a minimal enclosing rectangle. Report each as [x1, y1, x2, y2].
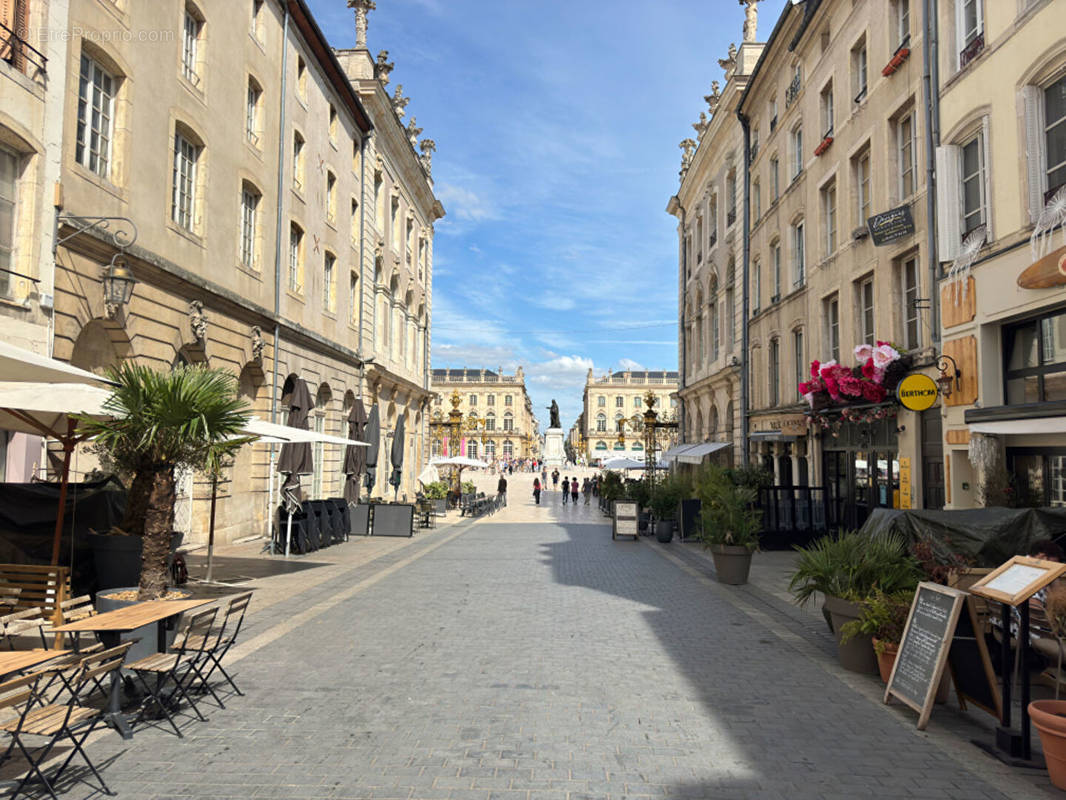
[38, 476, 1050, 799]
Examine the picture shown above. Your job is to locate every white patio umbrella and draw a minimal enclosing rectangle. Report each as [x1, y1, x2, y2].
[0, 341, 116, 386]
[601, 456, 646, 470]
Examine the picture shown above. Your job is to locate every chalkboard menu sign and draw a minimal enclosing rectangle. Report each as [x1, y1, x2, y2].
[867, 204, 916, 246]
[613, 501, 638, 540]
[884, 582, 966, 729]
[947, 595, 1001, 720]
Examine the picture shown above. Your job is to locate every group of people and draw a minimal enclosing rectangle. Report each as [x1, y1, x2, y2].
[531, 469, 599, 506]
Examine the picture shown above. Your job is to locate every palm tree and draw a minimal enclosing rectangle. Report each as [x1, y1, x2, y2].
[79, 363, 252, 599]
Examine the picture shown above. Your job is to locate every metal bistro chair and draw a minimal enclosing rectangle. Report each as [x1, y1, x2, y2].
[179, 592, 253, 707]
[127, 607, 218, 737]
[0, 643, 132, 800]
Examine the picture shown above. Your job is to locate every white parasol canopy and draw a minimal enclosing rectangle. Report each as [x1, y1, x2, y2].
[242, 417, 369, 446]
[0, 341, 116, 386]
[0, 382, 112, 436]
[432, 456, 490, 468]
[601, 456, 647, 470]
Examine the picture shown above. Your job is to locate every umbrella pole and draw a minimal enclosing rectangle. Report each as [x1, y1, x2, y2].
[205, 473, 218, 583]
[49, 422, 76, 566]
[285, 508, 293, 557]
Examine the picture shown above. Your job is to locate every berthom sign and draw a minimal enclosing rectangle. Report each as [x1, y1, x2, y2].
[896, 373, 938, 411]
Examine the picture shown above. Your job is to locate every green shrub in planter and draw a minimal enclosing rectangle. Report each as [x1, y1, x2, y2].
[647, 475, 684, 520]
[788, 530, 921, 606]
[695, 465, 762, 550]
[423, 481, 449, 500]
[839, 589, 914, 652]
[626, 478, 652, 509]
[461, 481, 476, 495]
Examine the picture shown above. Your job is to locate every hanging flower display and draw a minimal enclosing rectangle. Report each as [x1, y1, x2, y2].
[799, 341, 910, 411]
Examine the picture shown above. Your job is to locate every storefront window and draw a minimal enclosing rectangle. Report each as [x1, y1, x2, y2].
[1005, 311, 1066, 404]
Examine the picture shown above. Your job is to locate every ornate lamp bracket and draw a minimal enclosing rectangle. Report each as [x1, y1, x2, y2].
[55, 213, 139, 252]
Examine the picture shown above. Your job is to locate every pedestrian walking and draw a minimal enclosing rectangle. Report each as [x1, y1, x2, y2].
[497, 475, 507, 507]
[541, 467, 548, 488]
[582, 478, 591, 504]
[570, 478, 579, 505]
[552, 469, 560, 490]
[561, 476, 569, 504]
[532, 477, 541, 505]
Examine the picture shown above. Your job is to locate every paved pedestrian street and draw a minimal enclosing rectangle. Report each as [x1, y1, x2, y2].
[45, 476, 1049, 799]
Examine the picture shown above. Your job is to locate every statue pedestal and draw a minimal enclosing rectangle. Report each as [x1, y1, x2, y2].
[542, 428, 566, 467]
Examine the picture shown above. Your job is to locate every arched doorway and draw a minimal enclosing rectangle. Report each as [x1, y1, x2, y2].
[70, 319, 122, 375]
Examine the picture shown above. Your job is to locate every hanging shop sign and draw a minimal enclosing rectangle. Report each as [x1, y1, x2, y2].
[1017, 244, 1066, 289]
[867, 205, 915, 246]
[749, 413, 807, 437]
[896, 374, 938, 411]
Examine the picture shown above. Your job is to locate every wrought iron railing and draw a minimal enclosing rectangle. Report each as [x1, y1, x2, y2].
[959, 32, 984, 69]
[0, 21, 46, 74]
[785, 72, 801, 108]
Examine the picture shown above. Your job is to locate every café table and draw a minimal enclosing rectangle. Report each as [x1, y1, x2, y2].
[52, 598, 214, 738]
[0, 649, 69, 681]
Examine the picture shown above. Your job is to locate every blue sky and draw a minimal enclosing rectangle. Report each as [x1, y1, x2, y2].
[309, 0, 787, 431]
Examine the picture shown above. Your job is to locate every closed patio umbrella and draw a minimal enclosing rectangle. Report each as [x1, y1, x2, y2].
[363, 404, 381, 496]
[343, 399, 368, 504]
[389, 412, 406, 500]
[277, 378, 313, 556]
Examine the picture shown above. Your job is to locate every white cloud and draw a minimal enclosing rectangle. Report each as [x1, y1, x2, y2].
[617, 358, 645, 371]
[432, 343, 517, 369]
[435, 183, 500, 223]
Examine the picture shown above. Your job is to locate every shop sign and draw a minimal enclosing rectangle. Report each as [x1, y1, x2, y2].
[897, 374, 938, 411]
[867, 205, 915, 246]
[1017, 244, 1066, 289]
[751, 414, 807, 436]
[899, 457, 911, 509]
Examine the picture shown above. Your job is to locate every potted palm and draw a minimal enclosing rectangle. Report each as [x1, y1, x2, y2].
[696, 465, 762, 584]
[79, 363, 252, 600]
[627, 479, 652, 533]
[839, 589, 913, 682]
[648, 476, 683, 543]
[789, 531, 920, 673]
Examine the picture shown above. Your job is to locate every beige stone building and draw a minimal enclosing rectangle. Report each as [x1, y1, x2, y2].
[429, 368, 539, 464]
[932, 0, 1066, 509]
[580, 368, 678, 463]
[48, 0, 442, 544]
[667, 21, 762, 465]
[0, 0, 70, 480]
[726, 0, 943, 526]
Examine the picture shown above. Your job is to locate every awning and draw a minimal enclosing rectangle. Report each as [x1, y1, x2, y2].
[969, 418, 1066, 436]
[0, 341, 116, 386]
[242, 417, 369, 447]
[662, 441, 730, 464]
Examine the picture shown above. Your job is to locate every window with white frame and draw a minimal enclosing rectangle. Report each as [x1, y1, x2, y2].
[239, 184, 259, 268]
[900, 254, 921, 350]
[503, 413, 513, 432]
[76, 54, 115, 178]
[793, 329, 805, 395]
[708, 194, 718, 245]
[1046, 75, 1066, 196]
[245, 78, 261, 146]
[296, 56, 307, 100]
[821, 179, 837, 256]
[503, 440, 513, 458]
[726, 271, 735, 348]
[825, 293, 840, 361]
[615, 396, 623, 408]
[752, 179, 761, 219]
[726, 171, 737, 226]
[634, 396, 642, 408]
[770, 156, 779, 201]
[505, 395, 512, 406]
[182, 7, 202, 85]
[957, 0, 984, 69]
[752, 258, 761, 313]
[596, 413, 606, 432]
[289, 223, 303, 292]
[769, 338, 780, 406]
[852, 35, 868, 102]
[323, 252, 335, 312]
[751, 126, 760, 160]
[820, 82, 834, 137]
[292, 131, 304, 191]
[251, 0, 264, 38]
[1027, 73, 1066, 215]
[486, 412, 496, 431]
[769, 97, 778, 132]
[791, 125, 803, 179]
[792, 220, 805, 287]
[771, 239, 781, 301]
[898, 112, 916, 199]
[961, 132, 986, 234]
[171, 131, 198, 231]
[349, 271, 358, 325]
[894, 0, 910, 51]
[710, 281, 720, 361]
[0, 149, 17, 298]
[468, 440, 478, 460]
[328, 105, 337, 142]
[597, 396, 605, 407]
[326, 171, 336, 223]
[487, 394, 495, 406]
[854, 147, 871, 225]
[857, 275, 875, 345]
[469, 394, 477, 406]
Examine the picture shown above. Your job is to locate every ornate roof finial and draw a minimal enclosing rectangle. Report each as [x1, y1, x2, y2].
[347, 0, 376, 49]
[679, 138, 697, 179]
[391, 84, 410, 118]
[374, 50, 394, 86]
[692, 112, 709, 136]
[419, 138, 436, 175]
[739, 0, 760, 43]
[704, 80, 721, 115]
[405, 116, 422, 148]
[718, 44, 737, 80]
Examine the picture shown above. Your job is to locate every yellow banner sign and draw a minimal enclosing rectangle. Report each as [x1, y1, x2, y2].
[897, 374, 938, 411]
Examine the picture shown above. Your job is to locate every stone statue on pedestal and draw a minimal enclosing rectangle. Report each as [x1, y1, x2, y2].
[548, 400, 560, 429]
[347, 0, 376, 49]
[740, 0, 760, 44]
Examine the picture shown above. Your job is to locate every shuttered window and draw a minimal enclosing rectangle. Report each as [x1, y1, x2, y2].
[76, 55, 115, 179]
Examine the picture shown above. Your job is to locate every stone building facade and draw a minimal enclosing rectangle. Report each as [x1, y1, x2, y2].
[48, 0, 442, 545]
[667, 26, 762, 465]
[429, 368, 539, 463]
[580, 369, 679, 463]
[933, 0, 1066, 509]
[0, 0, 70, 480]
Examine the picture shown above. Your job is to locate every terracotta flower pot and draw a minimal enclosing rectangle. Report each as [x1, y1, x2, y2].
[1030, 701, 1066, 789]
[873, 638, 898, 684]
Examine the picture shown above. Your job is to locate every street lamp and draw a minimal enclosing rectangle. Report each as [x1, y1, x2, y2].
[936, 354, 962, 399]
[102, 254, 136, 318]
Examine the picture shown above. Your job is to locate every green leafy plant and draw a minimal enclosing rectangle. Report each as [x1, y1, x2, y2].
[626, 478, 652, 508]
[423, 481, 449, 500]
[724, 463, 773, 492]
[909, 533, 973, 584]
[647, 474, 684, 519]
[695, 465, 762, 550]
[788, 530, 921, 607]
[461, 481, 476, 495]
[78, 363, 252, 600]
[839, 589, 914, 652]
[599, 470, 625, 503]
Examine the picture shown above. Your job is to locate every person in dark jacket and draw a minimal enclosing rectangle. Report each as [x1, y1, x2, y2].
[570, 478, 579, 504]
[497, 475, 507, 506]
[561, 476, 569, 504]
[533, 478, 542, 505]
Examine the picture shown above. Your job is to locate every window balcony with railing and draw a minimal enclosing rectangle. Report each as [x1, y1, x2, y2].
[960, 32, 984, 69]
[0, 21, 47, 76]
[785, 73, 801, 108]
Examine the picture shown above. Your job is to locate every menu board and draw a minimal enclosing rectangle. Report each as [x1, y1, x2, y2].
[884, 583, 966, 730]
[613, 501, 638, 540]
[970, 556, 1066, 606]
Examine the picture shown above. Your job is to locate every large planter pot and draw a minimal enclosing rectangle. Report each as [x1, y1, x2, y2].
[873, 638, 899, 683]
[638, 511, 651, 533]
[1030, 700, 1066, 789]
[825, 595, 879, 675]
[87, 531, 185, 591]
[709, 544, 753, 585]
[655, 519, 674, 543]
[96, 586, 190, 663]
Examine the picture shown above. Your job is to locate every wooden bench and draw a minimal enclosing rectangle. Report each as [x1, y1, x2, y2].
[0, 564, 71, 626]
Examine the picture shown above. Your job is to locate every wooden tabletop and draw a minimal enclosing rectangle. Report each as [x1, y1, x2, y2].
[0, 649, 69, 677]
[52, 598, 213, 633]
